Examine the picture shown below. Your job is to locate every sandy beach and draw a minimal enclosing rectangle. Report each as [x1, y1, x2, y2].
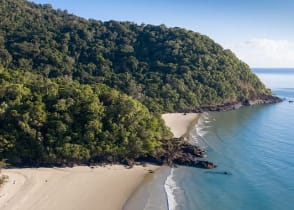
[0, 113, 199, 210]
[124, 113, 202, 209]
[0, 165, 158, 210]
[162, 113, 200, 138]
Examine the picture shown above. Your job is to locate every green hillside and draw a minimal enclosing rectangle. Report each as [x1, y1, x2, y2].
[0, 0, 278, 165]
[0, 68, 171, 165]
[0, 0, 271, 112]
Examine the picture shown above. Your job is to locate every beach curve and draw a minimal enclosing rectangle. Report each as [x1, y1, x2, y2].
[0, 165, 159, 210]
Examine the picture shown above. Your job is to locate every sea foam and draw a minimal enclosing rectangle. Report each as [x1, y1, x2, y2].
[164, 168, 178, 210]
[191, 112, 211, 147]
[164, 113, 211, 210]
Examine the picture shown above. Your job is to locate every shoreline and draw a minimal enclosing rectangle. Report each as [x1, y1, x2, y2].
[123, 166, 170, 210]
[163, 113, 203, 210]
[183, 114, 202, 140]
[164, 167, 177, 210]
[162, 113, 201, 139]
[0, 165, 159, 210]
[0, 113, 203, 210]
[124, 113, 203, 210]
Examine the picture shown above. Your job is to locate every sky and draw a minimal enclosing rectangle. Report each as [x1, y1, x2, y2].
[31, 0, 294, 68]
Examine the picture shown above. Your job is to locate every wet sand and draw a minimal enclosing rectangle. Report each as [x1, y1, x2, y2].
[162, 113, 200, 138]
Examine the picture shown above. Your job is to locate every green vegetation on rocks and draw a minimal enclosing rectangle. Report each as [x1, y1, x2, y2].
[0, 68, 171, 165]
[0, 0, 271, 113]
[0, 0, 277, 166]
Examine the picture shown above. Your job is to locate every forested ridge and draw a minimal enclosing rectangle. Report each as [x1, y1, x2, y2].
[0, 0, 277, 165]
[0, 68, 171, 165]
[0, 0, 272, 112]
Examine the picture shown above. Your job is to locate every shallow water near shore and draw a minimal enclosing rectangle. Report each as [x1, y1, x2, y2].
[125, 69, 294, 210]
[174, 100, 294, 210]
[123, 167, 170, 210]
[171, 69, 294, 210]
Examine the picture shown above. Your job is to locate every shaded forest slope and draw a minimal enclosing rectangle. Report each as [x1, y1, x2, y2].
[0, 0, 274, 112]
[0, 68, 171, 165]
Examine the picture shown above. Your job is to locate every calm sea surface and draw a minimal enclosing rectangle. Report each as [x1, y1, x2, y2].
[168, 68, 294, 210]
[125, 68, 294, 210]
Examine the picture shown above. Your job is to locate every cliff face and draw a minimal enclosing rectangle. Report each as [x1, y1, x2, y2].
[0, 0, 277, 112]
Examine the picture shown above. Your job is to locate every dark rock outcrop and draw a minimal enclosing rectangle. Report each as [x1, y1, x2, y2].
[184, 95, 282, 113]
[144, 138, 216, 168]
[244, 95, 282, 106]
[195, 160, 217, 169]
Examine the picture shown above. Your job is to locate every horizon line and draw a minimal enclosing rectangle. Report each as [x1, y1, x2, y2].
[251, 67, 294, 69]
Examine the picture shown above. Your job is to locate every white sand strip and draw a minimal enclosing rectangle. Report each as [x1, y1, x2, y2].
[162, 113, 200, 138]
[0, 165, 158, 210]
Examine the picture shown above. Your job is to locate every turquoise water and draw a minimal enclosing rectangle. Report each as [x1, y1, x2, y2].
[170, 69, 294, 210]
[124, 69, 294, 210]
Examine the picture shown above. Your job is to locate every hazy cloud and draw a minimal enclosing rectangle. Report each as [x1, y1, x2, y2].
[229, 38, 294, 67]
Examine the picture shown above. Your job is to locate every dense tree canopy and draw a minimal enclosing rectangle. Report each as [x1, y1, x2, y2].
[0, 68, 171, 165]
[0, 0, 270, 112]
[0, 0, 275, 165]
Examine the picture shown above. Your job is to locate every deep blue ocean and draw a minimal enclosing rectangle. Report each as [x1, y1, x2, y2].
[168, 68, 294, 210]
[124, 68, 294, 210]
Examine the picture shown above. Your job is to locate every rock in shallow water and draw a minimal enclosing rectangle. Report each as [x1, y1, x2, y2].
[195, 160, 217, 169]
